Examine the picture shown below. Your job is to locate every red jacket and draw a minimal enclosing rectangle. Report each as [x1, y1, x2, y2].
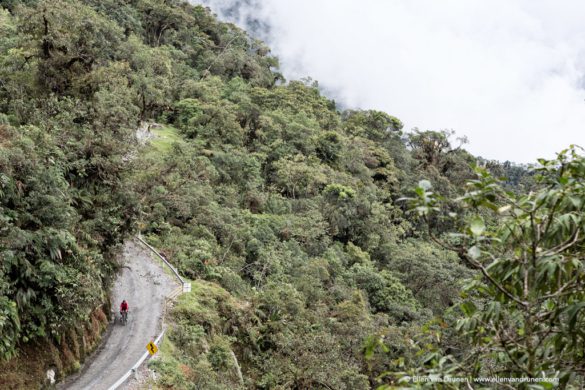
[120, 301, 129, 312]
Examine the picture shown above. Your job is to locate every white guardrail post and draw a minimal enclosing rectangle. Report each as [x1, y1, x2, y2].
[107, 236, 189, 390]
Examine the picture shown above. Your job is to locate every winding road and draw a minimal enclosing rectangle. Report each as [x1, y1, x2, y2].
[58, 240, 179, 390]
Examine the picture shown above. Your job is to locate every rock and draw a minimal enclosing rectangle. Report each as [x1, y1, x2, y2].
[135, 122, 157, 144]
[46, 368, 56, 385]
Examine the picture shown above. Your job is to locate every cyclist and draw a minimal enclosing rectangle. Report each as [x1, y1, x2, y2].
[120, 300, 129, 322]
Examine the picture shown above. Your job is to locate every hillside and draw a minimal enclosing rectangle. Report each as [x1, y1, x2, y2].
[0, 1, 584, 389]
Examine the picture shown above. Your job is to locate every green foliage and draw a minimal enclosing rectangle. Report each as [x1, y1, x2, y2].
[342, 109, 403, 142]
[323, 183, 356, 200]
[348, 264, 419, 319]
[316, 130, 343, 163]
[0, 0, 148, 360]
[0, 122, 125, 358]
[0, 295, 19, 359]
[407, 129, 475, 194]
[397, 146, 585, 387]
[19, 0, 125, 95]
[378, 240, 471, 314]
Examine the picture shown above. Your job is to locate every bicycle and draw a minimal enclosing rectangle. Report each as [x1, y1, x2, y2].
[120, 310, 128, 326]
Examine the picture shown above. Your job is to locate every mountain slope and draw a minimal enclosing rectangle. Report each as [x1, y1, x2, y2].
[4, 1, 578, 390]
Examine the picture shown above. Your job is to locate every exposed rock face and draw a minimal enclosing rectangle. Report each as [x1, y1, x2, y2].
[135, 122, 156, 144]
[0, 306, 109, 390]
[46, 369, 56, 385]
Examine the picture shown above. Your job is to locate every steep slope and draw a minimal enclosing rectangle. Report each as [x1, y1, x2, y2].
[1, 1, 558, 389]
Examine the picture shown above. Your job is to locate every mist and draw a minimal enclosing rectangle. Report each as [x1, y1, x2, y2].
[194, 0, 585, 163]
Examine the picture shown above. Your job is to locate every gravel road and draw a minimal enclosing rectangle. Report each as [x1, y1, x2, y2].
[59, 240, 178, 390]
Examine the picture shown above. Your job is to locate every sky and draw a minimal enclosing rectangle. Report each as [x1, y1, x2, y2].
[195, 0, 585, 163]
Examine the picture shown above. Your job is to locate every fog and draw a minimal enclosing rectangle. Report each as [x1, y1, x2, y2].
[195, 0, 585, 163]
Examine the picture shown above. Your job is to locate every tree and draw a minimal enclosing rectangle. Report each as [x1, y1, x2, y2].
[18, 0, 124, 95]
[399, 146, 585, 387]
[342, 110, 403, 143]
[134, 0, 194, 47]
[407, 129, 468, 170]
[123, 36, 175, 118]
[271, 155, 329, 199]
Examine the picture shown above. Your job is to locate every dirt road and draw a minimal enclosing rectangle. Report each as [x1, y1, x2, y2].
[59, 240, 178, 390]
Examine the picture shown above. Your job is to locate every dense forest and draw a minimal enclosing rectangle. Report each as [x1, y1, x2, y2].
[0, 0, 584, 389]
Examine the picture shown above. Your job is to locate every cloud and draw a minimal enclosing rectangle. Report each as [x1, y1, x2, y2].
[196, 0, 585, 163]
